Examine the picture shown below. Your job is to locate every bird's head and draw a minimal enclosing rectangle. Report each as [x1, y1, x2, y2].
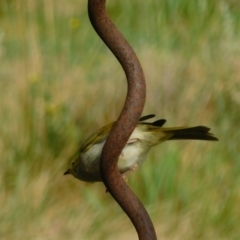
[64, 158, 79, 177]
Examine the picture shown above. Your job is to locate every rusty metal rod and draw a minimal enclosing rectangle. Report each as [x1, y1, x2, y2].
[88, 0, 157, 239]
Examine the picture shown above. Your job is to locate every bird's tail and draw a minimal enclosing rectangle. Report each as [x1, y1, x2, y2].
[164, 126, 218, 141]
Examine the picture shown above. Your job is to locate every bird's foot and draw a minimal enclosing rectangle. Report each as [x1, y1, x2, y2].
[121, 163, 139, 180]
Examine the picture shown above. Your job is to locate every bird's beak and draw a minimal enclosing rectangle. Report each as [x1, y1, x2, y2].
[63, 170, 70, 175]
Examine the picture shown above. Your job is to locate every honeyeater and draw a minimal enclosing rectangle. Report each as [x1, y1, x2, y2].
[64, 114, 218, 182]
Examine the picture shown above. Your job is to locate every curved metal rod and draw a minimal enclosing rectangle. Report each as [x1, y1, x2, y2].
[88, 0, 157, 239]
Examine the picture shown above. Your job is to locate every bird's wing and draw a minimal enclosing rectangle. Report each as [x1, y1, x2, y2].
[81, 116, 167, 152]
[139, 114, 155, 121]
[81, 122, 113, 153]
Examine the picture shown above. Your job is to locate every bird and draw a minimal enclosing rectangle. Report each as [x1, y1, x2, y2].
[64, 114, 218, 182]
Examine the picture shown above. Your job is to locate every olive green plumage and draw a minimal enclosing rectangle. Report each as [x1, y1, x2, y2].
[64, 114, 218, 182]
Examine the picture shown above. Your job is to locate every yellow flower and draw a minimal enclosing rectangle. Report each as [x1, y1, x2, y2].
[69, 18, 80, 29]
[28, 74, 40, 84]
[46, 102, 58, 114]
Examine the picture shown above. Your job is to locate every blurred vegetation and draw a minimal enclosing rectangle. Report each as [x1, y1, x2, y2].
[0, 0, 239, 239]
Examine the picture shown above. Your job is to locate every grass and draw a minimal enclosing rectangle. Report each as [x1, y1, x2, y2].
[0, 0, 240, 239]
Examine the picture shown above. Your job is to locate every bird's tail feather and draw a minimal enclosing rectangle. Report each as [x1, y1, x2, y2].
[165, 126, 218, 141]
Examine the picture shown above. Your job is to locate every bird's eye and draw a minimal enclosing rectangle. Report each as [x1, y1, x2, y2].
[71, 161, 75, 167]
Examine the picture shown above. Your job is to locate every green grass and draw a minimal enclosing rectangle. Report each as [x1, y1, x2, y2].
[0, 0, 240, 239]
